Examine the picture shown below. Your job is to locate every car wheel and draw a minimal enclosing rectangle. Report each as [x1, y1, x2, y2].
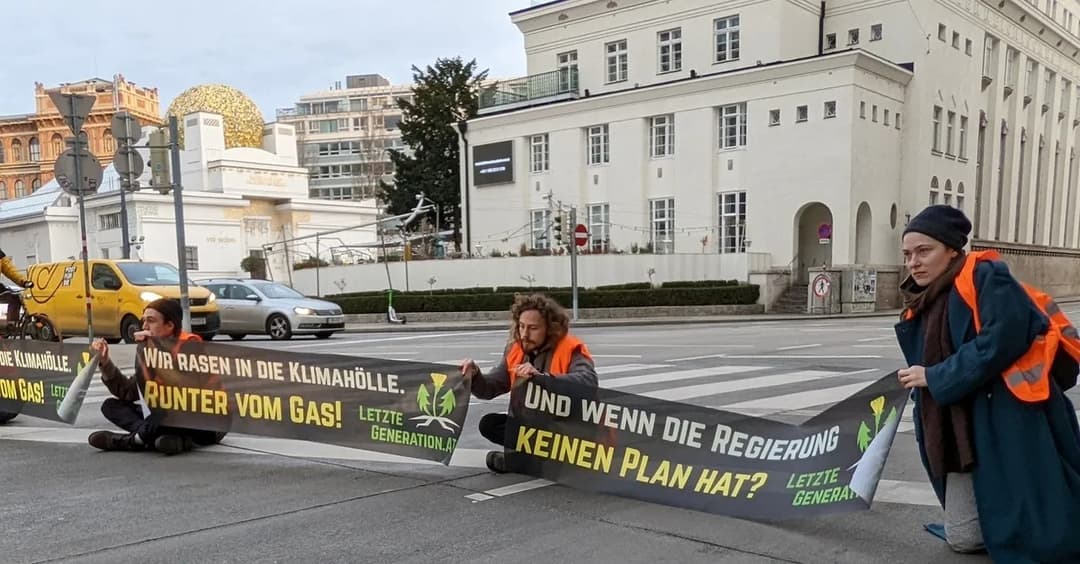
[121, 315, 141, 344]
[196, 332, 216, 341]
[229, 334, 246, 341]
[0, 411, 16, 424]
[315, 331, 333, 339]
[105, 338, 122, 345]
[267, 314, 292, 341]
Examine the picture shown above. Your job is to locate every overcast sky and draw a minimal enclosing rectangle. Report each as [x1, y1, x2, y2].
[2, 0, 534, 121]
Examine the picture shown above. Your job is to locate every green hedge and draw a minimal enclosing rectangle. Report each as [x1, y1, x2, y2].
[329, 280, 722, 299]
[329, 284, 759, 314]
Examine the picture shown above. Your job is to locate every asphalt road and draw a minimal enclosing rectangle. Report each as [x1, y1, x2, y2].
[4, 311, 1079, 563]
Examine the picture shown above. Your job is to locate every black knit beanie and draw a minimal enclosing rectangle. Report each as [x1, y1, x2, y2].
[903, 205, 972, 251]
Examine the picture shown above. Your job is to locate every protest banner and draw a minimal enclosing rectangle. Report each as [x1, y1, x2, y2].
[137, 338, 469, 464]
[505, 372, 908, 520]
[0, 339, 96, 424]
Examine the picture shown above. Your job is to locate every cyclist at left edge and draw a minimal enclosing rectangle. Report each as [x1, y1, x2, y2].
[0, 249, 34, 332]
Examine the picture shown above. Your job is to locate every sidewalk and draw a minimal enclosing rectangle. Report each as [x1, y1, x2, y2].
[337, 295, 1080, 333]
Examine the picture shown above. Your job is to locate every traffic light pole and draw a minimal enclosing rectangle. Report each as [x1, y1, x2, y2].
[168, 116, 192, 333]
[569, 206, 579, 321]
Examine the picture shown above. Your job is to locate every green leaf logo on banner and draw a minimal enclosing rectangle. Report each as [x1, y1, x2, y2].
[410, 372, 461, 433]
[857, 395, 898, 453]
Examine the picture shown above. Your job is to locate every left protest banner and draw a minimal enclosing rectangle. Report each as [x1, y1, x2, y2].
[0, 339, 95, 424]
[138, 338, 470, 464]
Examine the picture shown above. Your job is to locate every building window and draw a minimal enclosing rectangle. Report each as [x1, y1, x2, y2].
[658, 28, 682, 73]
[1005, 48, 1018, 86]
[959, 116, 969, 159]
[944, 180, 953, 206]
[1027, 59, 1038, 97]
[14, 180, 24, 198]
[28, 138, 40, 162]
[983, 36, 996, 77]
[872, 105, 878, 122]
[824, 101, 837, 118]
[184, 246, 199, 270]
[0, 182, 5, 199]
[714, 15, 741, 63]
[769, 109, 781, 126]
[884, 109, 891, 127]
[719, 191, 747, 253]
[557, 50, 578, 92]
[31, 179, 39, 192]
[952, 31, 960, 49]
[946, 111, 956, 156]
[957, 182, 966, 211]
[587, 125, 610, 165]
[650, 114, 675, 157]
[50, 134, 62, 158]
[530, 134, 549, 173]
[896, 113, 902, 129]
[718, 103, 747, 149]
[796, 105, 808, 123]
[939, 24, 947, 41]
[825, 33, 836, 49]
[848, 28, 859, 45]
[587, 203, 610, 253]
[606, 39, 628, 83]
[649, 198, 675, 254]
[99, 212, 122, 231]
[966, 38, 973, 56]
[860, 101, 866, 119]
[103, 130, 115, 154]
[0, 142, 4, 164]
[932, 106, 943, 153]
[871, 24, 883, 41]
[930, 177, 940, 205]
[530, 209, 551, 250]
[11, 140, 22, 162]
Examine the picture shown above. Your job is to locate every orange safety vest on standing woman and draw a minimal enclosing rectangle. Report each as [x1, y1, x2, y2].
[905, 250, 1080, 402]
[505, 334, 591, 388]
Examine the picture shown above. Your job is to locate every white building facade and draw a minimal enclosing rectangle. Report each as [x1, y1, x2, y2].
[460, 0, 1080, 302]
[0, 113, 378, 285]
[276, 74, 412, 201]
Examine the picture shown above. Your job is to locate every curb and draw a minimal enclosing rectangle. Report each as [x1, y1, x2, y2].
[333, 296, 1080, 334]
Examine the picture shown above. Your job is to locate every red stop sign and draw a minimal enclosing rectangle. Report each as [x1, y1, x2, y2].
[574, 223, 588, 247]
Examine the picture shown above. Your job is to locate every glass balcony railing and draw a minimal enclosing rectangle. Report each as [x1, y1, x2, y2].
[478, 68, 579, 112]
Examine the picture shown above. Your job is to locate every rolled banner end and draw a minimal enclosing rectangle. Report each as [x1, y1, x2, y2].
[56, 351, 99, 424]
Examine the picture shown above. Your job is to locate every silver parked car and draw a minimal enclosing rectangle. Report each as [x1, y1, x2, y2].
[198, 278, 345, 340]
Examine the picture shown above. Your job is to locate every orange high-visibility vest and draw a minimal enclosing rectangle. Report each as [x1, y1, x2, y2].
[906, 250, 1080, 402]
[506, 334, 591, 388]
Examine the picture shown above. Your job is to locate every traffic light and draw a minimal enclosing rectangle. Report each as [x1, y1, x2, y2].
[110, 111, 143, 192]
[553, 213, 564, 245]
[149, 128, 171, 194]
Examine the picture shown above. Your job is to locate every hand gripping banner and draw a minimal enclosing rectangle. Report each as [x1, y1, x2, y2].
[504, 371, 909, 520]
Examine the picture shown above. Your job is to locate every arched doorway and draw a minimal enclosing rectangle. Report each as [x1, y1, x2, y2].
[855, 202, 872, 264]
[794, 202, 834, 284]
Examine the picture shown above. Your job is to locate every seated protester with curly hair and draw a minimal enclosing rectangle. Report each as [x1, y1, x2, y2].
[459, 293, 597, 473]
[87, 298, 226, 455]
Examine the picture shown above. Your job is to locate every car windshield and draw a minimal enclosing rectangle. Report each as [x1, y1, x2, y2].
[251, 282, 305, 299]
[116, 262, 181, 286]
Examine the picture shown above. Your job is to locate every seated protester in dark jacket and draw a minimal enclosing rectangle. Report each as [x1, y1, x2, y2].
[460, 293, 597, 473]
[88, 298, 226, 455]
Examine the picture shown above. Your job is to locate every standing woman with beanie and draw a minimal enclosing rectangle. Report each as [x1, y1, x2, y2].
[894, 204, 1080, 561]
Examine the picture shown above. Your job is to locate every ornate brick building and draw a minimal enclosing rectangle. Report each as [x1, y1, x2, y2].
[0, 75, 162, 200]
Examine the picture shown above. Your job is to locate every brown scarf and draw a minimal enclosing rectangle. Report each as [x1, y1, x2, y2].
[900, 255, 977, 479]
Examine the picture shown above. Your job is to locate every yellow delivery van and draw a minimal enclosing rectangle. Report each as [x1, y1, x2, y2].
[24, 260, 220, 343]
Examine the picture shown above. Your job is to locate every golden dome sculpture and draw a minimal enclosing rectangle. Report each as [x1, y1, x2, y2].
[165, 84, 265, 149]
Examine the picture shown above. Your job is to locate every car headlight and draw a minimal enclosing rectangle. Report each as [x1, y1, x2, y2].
[293, 307, 314, 315]
[207, 292, 216, 303]
[141, 291, 163, 302]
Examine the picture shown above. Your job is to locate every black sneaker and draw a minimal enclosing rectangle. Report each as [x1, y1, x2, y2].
[154, 434, 194, 455]
[88, 431, 144, 451]
[485, 450, 508, 473]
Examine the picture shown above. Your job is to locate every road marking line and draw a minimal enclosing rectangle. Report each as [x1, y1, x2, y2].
[667, 353, 728, 362]
[591, 354, 643, 359]
[776, 344, 821, 351]
[601, 364, 673, 375]
[873, 479, 939, 506]
[852, 344, 898, 349]
[720, 380, 880, 413]
[466, 478, 555, 502]
[726, 354, 882, 359]
[278, 330, 503, 349]
[603, 366, 767, 389]
[640, 370, 855, 403]
[858, 336, 894, 342]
